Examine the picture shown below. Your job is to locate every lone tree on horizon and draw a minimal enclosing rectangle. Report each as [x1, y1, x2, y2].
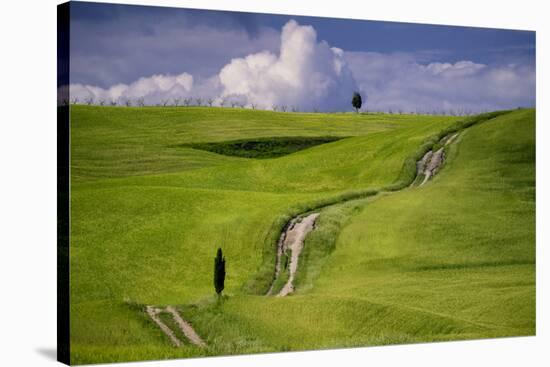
[214, 248, 226, 297]
[352, 92, 362, 113]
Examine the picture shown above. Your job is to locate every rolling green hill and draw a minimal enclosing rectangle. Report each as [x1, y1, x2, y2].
[69, 106, 535, 364]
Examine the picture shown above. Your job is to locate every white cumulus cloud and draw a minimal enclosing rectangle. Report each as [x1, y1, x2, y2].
[69, 72, 196, 104]
[218, 20, 359, 111]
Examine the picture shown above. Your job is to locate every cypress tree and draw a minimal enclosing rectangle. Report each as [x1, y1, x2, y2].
[214, 248, 226, 296]
[352, 92, 362, 113]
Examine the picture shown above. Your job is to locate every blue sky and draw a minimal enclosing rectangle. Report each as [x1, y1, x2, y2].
[68, 1, 536, 112]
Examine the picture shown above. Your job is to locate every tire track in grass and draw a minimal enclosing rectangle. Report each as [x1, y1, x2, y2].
[166, 306, 206, 347]
[146, 306, 182, 347]
[146, 305, 206, 347]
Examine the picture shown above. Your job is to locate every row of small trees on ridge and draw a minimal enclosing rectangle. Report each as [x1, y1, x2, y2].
[64, 96, 318, 112]
[60, 93, 485, 116]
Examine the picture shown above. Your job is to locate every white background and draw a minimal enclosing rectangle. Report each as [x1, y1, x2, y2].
[0, 0, 547, 366]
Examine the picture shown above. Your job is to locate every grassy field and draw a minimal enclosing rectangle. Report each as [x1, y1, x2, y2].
[69, 106, 535, 364]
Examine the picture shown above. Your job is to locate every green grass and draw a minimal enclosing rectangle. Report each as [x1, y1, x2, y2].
[181, 136, 344, 159]
[71, 106, 406, 182]
[173, 109, 535, 357]
[69, 106, 534, 364]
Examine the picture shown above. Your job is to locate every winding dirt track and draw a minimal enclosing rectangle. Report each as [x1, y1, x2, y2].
[417, 132, 459, 186]
[276, 213, 320, 297]
[267, 131, 461, 296]
[419, 147, 445, 186]
[266, 218, 296, 296]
